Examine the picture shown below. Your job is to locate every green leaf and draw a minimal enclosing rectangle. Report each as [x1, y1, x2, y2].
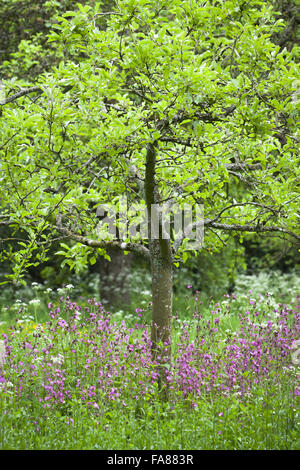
[90, 255, 97, 265]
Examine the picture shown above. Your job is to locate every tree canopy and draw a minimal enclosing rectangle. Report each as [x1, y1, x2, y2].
[0, 0, 299, 356]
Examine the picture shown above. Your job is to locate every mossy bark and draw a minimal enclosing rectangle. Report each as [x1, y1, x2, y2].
[145, 142, 173, 396]
[150, 238, 173, 359]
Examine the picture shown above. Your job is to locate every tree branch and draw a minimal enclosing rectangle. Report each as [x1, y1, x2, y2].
[0, 86, 41, 106]
[205, 219, 300, 242]
[0, 217, 15, 226]
[207, 201, 279, 225]
[174, 213, 300, 252]
[225, 162, 262, 171]
[55, 213, 150, 259]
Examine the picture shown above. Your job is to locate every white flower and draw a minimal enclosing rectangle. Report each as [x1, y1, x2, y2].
[65, 284, 74, 289]
[45, 288, 53, 293]
[31, 282, 41, 290]
[50, 354, 64, 365]
[13, 302, 26, 310]
[142, 290, 151, 296]
[29, 299, 41, 305]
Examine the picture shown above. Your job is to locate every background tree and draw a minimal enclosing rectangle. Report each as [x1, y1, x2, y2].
[271, 0, 300, 51]
[0, 0, 299, 362]
[0, 0, 86, 75]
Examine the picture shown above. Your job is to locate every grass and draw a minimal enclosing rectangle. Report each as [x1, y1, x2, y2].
[0, 277, 299, 450]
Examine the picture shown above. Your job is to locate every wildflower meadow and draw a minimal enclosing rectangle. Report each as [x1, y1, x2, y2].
[0, 280, 299, 450]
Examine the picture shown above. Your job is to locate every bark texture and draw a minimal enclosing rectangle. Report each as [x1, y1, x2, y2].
[144, 142, 173, 365]
[150, 238, 173, 357]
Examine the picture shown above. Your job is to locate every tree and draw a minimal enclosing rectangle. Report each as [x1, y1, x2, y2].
[271, 0, 300, 51]
[0, 1, 118, 86]
[0, 0, 87, 73]
[0, 0, 299, 365]
[99, 248, 133, 308]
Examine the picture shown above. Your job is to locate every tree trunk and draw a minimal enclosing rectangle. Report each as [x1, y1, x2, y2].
[150, 239, 173, 353]
[150, 238, 173, 397]
[144, 141, 173, 395]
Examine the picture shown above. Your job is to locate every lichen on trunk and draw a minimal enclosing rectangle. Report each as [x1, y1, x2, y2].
[144, 141, 173, 373]
[150, 238, 173, 359]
